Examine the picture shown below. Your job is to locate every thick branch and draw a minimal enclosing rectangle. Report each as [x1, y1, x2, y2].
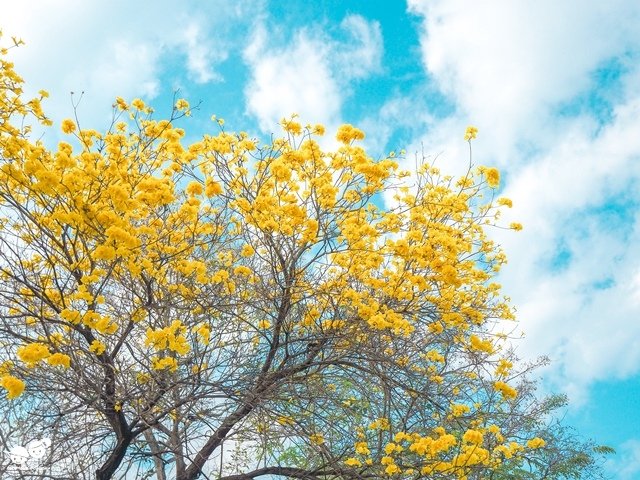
[179, 340, 327, 480]
[178, 394, 257, 480]
[95, 435, 133, 480]
[218, 466, 335, 480]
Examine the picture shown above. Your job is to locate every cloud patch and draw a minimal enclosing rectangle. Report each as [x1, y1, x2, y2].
[401, 0, 640, 406]
[179, 23, 227, 84]
[490, 96, 640, 403]
[609, 439, 640, 480]
[1, 0, 256, 130]
[408, 0, 640, 164]
[243, 14, 382, 132]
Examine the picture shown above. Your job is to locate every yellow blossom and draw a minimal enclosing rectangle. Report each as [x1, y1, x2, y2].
[114, 96, 128, 110]
[205, 179, 223, 197]
[495, 359, 513, 377]
[47, 353, 71, 368]
[355, 441, 370, 455]
[152, 356, 178, 372]
[17, 342, 51, 367]
[282, 117, 302, 135]
[193, 323, 211, 345]
[368, 417, 390, 430]
[497, 197, 513, 208]
[384, 442, 397, 454]
[175, 98, 190, 111]
[484, 166, 500, 188]
[234, 265, 252, 276]
[384, 463, 400, 475]
[336, 124, 365, 144]
[464, 125, 478, 140]
[463, 429, 484, 445]
[131, 98, 146, 110]
[61, 119, 76, 134]
[451, 404, 471, 417]
[527, 437, 546, 449]
[0, 375, 25, 399]
[240, 244, 255, 257]
[186, 181, 203, 196]
[470, 334, 495, 354]
[257, 319, 271, 329]
[494, 381, 518, 400]
[94, 245, 117, 261]
[276, 415, 294, 426]
[89, 340, 106, 356]
[345, 457, 362, 467]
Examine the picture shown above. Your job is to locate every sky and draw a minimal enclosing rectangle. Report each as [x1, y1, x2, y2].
[2, 0, 640, 477]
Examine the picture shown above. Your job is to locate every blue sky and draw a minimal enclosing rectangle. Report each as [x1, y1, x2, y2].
[4, 1, 640, 477]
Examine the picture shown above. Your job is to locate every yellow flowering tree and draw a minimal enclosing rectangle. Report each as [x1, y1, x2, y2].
[0, 37, 608, 479]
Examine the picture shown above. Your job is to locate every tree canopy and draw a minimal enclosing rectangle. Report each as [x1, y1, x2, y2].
[0, 35, 609, 480]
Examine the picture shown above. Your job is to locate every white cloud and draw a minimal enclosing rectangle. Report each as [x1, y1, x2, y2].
[243, 27, 342, 132]
[608, 439, 640, 479]
[630, 268, 640, 306]
[403, 0, 640, 403]
[335, 15, 383, 80]
[490, 97, 640, 401]
[242, 14, 382, 132]
[180, 23, 227, 84]
[3, 2, 165, 120]
[408, 0, 640, 165]
[1, 0, 256, 130]
[88, 40, 161, 100]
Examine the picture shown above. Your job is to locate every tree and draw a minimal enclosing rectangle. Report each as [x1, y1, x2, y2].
[0, 35, 610, 479]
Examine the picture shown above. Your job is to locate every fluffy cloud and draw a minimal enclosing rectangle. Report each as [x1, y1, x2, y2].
[408, 0, 640, 164]
[2, 0, 258, 130]
[243, 27, 342, 132]
[405, 0, 640, 402]
[243, 14, 382, 132]
[494, 97, 640, 400]
[610, 439, 640, 479]
[335, 15, 383, 80]
[179, 23, 227, 84]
